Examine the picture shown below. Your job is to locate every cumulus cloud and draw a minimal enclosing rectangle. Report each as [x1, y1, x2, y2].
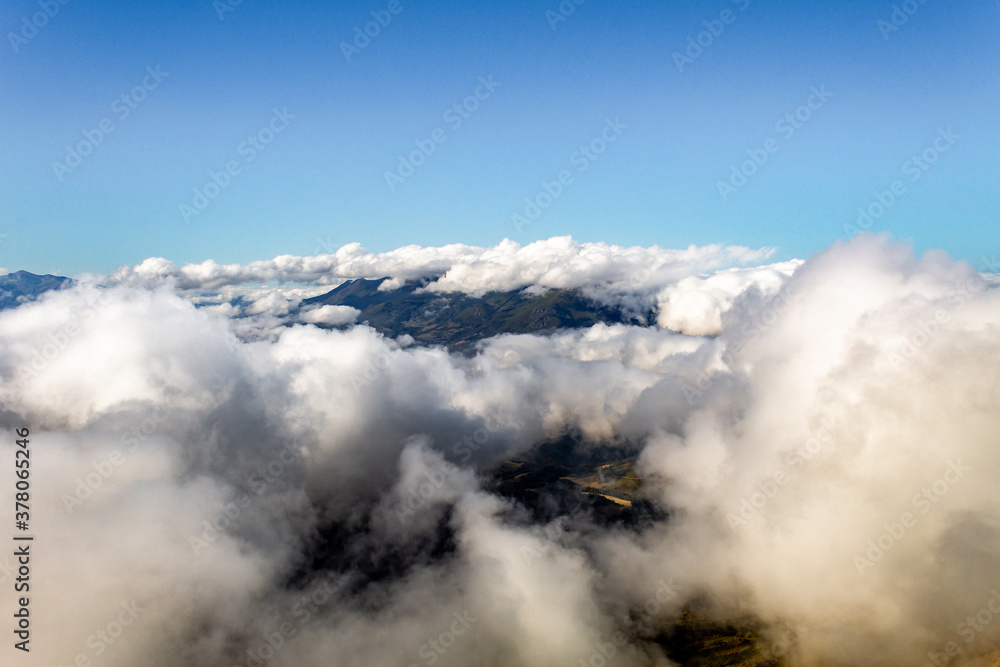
[107, 236, 774, 294]
[298, 305, 360, 327]
[2, 235, 999, 666]
[108, 237, 789, 339]
[655, 260, 801, 336]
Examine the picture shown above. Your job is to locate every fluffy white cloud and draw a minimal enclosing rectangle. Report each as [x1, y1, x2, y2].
[655, 260, 801, 335]
[2, 235, 999, 665]
[108, 236, 788, 337]
[298, 304, 360, 326]
[107, 236, 774, 294]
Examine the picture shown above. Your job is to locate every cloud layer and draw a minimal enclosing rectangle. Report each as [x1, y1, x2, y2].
[107, 236, 773, 292]
[106, 236, 788, 339]
[2, 235, 999, 666]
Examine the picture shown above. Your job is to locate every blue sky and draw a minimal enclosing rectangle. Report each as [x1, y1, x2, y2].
[1, 0, 997, 276]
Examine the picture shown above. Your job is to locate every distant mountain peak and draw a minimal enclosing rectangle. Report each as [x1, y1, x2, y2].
[0, 270, 72, 310]
[301, 277, 649, 350]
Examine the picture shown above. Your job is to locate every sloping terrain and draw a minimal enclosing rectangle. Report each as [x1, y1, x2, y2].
[0, 270, 71, 310]
[492, 435, 787, 665]
[302, 277, 648, 349]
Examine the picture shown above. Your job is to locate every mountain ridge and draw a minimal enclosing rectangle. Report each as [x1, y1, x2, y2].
[302, 277, 652, 349]
[0, 270, 72, 310]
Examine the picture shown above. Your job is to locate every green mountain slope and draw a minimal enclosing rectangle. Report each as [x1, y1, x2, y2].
[302, 277, 648, 349]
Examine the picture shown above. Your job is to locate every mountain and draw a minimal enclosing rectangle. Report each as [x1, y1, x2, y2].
[302, 277, 650, 349]
[0, 270, 71, 310]
[0, 272, 651, 350]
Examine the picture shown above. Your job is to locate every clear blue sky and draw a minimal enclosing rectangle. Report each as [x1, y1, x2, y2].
[1, 0, 998, 276]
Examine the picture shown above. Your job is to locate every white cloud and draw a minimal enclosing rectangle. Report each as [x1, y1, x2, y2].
[107, 236, 788, 337]
[107, 236, 775, 295]
[655, 260, 801, 335]
[298, 304, 360, 326]
[1, 235, 999, 665]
